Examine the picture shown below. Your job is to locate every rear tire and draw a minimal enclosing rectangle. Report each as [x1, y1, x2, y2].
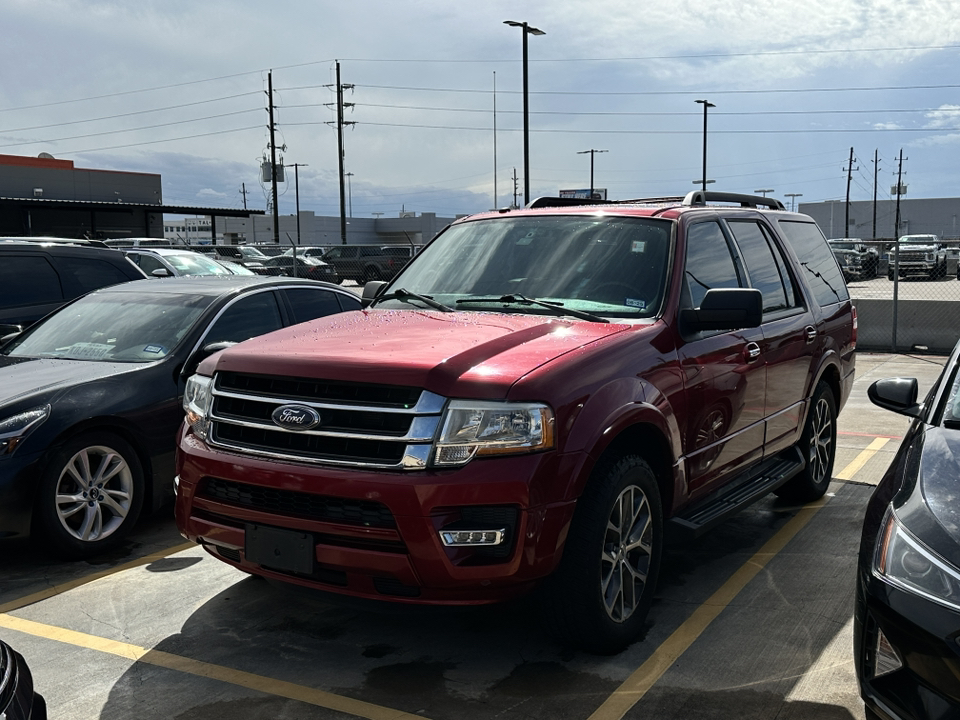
[776, 381, 836, 503]
[540, 454, 662, 654]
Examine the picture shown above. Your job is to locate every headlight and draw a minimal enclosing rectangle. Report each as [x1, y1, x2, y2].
[433, 400, 554, 466]
[925, 252, 935, 261]
[0, 405, 50, 456]
[874, 508, 960, 612]
[183, 374, 213, 440]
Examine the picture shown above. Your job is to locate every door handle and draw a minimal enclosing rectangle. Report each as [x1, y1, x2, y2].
[805, 326, 817, 344]
[745, 342, 761, 362]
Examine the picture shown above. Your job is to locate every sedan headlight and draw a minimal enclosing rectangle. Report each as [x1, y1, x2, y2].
[0, 405, 50, 456]
[875, 508, 960, 612]
[183, 374, 213, 440]
[433, 400, 554, 466]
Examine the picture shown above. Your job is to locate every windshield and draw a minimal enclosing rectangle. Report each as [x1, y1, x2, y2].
[3, 291, 213, 362]
[829, 242, 859, 251]
[900, 236, 937, 245]
[238, 246, 266, 258]
[381, 215, 672, 319]
[164, 253, 233, 276]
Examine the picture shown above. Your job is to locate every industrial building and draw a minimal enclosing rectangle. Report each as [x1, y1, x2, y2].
[799, 196, 960, 240]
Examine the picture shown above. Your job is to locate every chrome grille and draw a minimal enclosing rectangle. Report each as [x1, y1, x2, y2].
[208, 372, 445, 469]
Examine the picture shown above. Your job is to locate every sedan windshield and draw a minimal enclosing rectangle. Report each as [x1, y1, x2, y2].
[3, 291, 214, 362]
[382, 215, 672, 319]
[944, 367, 960, 426]
[164, 253, 233, 276]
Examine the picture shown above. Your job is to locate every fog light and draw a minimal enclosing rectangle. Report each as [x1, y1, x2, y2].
[875, 627, 903, 677]
[439, 529, 506, 546]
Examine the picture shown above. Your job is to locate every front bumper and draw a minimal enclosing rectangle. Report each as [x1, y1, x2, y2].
[855, 570, 960, 720]
[892, 261, 938, 275]
[0, 448, 46, 539]
[175, 427, 579, 604]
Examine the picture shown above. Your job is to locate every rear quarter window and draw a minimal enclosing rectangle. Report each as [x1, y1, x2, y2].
[776, 220, 849, 307]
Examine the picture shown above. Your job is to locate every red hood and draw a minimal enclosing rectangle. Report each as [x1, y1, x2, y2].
[208, 309, 632, 398]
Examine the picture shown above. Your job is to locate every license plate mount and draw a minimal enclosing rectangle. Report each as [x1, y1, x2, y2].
[245, 524, 315, 575]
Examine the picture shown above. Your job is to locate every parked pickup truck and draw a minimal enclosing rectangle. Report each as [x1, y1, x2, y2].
[827, 238, 879, 280]
[888, 234, 947, 280]
[321, 245, 412, 284]
[175, 191, 856, 652]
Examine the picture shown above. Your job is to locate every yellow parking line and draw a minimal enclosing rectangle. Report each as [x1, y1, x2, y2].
[835, 436, 890, 480]
[0, 541, 195, 614]
[0, 614, 431, 720]
[590, 439, 881, 720]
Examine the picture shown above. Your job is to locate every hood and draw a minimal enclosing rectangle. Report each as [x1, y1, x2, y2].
[0, 355, 143, 408]
[210, 309, 633, 398]
[916, 427, 960, 538]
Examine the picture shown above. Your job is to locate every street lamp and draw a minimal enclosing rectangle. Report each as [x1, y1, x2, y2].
[755, 188, 774, 197]
[577, 149, 608, 199]
[784, 193, 803, 211]
[345, 172, 354, 218]
[504, 20, 545, 206]
[288, 162, 308, 248]
[694, 99, 715, 192]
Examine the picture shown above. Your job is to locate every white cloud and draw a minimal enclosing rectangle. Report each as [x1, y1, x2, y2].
[924, 104, 960, 129]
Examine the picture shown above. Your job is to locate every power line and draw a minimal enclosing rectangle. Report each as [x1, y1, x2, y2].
[61, 125, 262, 155]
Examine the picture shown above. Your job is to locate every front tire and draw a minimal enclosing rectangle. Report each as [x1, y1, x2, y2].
[541, 454, 663, 654]
[776, 381, 837, 503]
[35, 432, 145, 559]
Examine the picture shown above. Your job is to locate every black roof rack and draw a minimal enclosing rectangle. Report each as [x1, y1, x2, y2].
[682, 191, 786, 210]
[525, 196, 612, 209]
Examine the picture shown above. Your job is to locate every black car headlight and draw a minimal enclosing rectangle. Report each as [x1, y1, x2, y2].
[183, 374, 213, 440]
[433, 400, 554, 466]
[0, 405, 50, 456]
[875, 508, 960, 612]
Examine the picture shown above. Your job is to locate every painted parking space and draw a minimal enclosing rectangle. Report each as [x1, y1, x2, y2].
[0, 353, 946, 719]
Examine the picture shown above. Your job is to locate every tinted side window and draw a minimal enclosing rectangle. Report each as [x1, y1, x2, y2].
[727, 221, 788, 313]
[777, 221, 849, 306]
[337, 293, 361, 312]
[283, 288, 343, 324]
[0, 255, 63, 307]
[55, 257, 133, 295]
[134, 254, 167, 276]
[360, 247, 379, 257]
[684, 221, 741, 308]
[205, 291, 283, 344]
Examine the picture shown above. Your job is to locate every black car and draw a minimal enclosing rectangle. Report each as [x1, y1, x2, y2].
[0, 276, 361, 558]
[0, 639, 46, 720]
[855, 338, 960, 720]
[261, 255, 339, 283]
[0, 241, 147, 334]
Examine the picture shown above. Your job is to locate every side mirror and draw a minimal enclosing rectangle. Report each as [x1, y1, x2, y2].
[361, 280, 388, 307]
[181, 341, 237, 379]
[868, 377, 922, 418]
[151, 268, 172, 277]
[680, 288, 762, 333]
[0, 324, 23, 336]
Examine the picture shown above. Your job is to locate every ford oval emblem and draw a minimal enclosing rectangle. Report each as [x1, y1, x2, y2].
[271, 404, 321, 431]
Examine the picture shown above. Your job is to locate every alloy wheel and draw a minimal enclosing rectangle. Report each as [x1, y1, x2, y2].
[807, 397, 833, 485]
[601, 484, 654, 622]
[54, 445, 134, 542]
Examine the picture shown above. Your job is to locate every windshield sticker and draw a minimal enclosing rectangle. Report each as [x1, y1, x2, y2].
[625, 298, 646, 309]
[631, 241, 646, 253]
[60, 342, 114, 360]
[143, 345, 165, 354]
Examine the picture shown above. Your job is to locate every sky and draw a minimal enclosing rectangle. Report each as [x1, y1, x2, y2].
[3, 0, 960, 223]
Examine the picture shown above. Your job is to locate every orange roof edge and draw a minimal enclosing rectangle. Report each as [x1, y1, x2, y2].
[0, 153, 75, 170]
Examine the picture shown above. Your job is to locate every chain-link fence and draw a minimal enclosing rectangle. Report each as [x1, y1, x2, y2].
[838, 237, 960, 354]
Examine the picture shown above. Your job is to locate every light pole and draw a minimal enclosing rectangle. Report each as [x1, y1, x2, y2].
[345, 172, 354, 218]
[289, 163, 308, 248]
[577, 149, 608, 199]
[504, 20, 545, 206]
[785, 193, 803, 212]
[694, 99, 715, 192]
[755, 188, 774, 197]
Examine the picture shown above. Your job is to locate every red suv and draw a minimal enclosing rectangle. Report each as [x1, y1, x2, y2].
[175, 191, 856, 652]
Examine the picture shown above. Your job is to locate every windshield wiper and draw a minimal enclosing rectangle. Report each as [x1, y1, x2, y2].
[456, 294, 609, 323]
[369, 288, 454, 312]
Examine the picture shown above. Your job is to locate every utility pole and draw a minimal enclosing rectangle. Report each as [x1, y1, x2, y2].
[892, 148, 907, 352]
[493, 71, 497, 209]
[512, 168, 519, 209]
[240, 182, 249, 210]
[288, 163, 308, 247]
[844, 147, 858, 237]
[325, 61, 355, 245]
[266, 71, 281, 245]
[872, 149, 879, 239]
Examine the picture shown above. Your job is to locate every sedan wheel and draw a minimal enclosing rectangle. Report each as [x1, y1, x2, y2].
[37, 432, 144, 558]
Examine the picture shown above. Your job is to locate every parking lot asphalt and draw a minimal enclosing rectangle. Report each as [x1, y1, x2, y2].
[0, 352, 948, 720]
